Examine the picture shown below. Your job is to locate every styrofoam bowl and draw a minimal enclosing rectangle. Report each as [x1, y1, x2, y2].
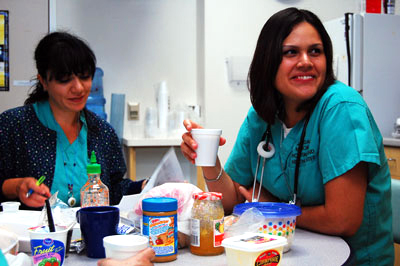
[1, 201, 21, 212]
[103, 234, 149, 260]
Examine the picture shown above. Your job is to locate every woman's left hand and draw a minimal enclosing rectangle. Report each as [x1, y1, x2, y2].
[238, 182, 279, 202]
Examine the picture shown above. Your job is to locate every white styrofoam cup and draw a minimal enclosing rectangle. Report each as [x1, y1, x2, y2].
[191, 128, 222, 166]
[103, 235, 148, 260]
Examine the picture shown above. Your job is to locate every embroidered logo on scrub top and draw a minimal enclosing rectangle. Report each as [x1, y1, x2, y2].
[291, 139, 316, 165]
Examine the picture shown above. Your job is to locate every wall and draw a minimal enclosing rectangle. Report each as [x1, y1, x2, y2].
[0, 0, 48, 112]
[54, 0, 200, 181]
[54, 0, 199, 139]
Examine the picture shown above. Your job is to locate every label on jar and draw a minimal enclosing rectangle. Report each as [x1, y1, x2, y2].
[190, 218, 200, 247]
[213, 218, 224, 247]
[143, 214, 177, 257]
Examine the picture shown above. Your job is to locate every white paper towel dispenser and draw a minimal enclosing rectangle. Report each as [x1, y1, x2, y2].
[225, 56, 252, 87]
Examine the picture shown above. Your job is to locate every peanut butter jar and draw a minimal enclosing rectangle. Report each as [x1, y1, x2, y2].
[142, 197, 178, 262]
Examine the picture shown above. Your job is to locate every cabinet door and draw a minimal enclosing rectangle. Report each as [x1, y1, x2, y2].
[384, 146, 400, 180]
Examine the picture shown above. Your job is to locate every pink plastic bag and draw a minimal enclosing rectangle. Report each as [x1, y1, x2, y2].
[133, 183, 203, 235]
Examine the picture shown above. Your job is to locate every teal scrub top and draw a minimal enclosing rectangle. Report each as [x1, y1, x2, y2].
[0, 251, 8, 266]
[33, 101, 88, 206]
[225, 81, 394, 265]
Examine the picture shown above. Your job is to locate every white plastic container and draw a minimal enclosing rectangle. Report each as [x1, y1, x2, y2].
[191, 128, 222, 166]
[145, 107, 158, 138]
[29, 225, 69, 266]
[157, 81, 169, 135]
[103, 235, 148, 260]
[233, 202, 301, 252]
[1, 201, 20, 212]
[222, 232, 287, 266]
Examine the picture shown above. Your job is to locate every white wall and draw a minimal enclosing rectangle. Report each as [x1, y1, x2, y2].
[203, 0, 361, 165]
[54, 0, 200, 181]
[55, 0, 199, 139]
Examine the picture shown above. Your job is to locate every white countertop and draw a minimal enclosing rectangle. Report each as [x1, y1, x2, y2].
[122, 137, 182, 147]
[383, 137, 400, 147]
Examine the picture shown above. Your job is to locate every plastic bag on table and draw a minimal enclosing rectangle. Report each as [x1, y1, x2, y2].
[140, 147, 186, 195]
[38, 192, 76, 229]
[130, 182, 203, 248]
[224, 207, 266, 239]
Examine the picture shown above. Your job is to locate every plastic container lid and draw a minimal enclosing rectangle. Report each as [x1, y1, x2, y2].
[191, 129, 222, 136]
[142, 197, 177, 212]
[222, 232, 287, 252]
[233, 202, 301, 218]
[192, 192, 222, 200]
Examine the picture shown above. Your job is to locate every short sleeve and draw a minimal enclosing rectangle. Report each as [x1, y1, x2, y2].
[224, 116, 254, 186]
[319, 101, 381, 183]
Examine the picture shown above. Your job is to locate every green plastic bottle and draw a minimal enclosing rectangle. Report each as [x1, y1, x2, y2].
[80, 151, 110, 207]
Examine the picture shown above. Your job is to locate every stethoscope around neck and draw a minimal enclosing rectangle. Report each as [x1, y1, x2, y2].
[251, 114, 310, 206]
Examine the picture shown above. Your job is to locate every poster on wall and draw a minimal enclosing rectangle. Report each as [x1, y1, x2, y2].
[0, 11, 9, 91]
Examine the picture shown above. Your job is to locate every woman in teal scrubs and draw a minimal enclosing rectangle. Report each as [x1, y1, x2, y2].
[181, 8, 393, 265]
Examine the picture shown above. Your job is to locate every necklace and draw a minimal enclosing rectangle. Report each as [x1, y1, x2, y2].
[61, 116, 81, 207]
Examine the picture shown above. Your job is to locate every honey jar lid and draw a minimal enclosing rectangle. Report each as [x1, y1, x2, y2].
[192, 192, 222, 200]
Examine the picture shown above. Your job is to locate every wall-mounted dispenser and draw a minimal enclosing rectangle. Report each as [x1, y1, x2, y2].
[225, 56, 252, 88]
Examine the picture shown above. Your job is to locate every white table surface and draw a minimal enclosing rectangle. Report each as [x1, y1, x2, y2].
[64, 229, 350, 266]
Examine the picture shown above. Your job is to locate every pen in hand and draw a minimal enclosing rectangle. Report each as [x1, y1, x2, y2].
[26, 176, 46, 198]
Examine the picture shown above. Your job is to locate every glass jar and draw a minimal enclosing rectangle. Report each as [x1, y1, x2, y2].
[190, 192, 224, 256]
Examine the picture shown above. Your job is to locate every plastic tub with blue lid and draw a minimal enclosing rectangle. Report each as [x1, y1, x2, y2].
[233, 202, 301, 252]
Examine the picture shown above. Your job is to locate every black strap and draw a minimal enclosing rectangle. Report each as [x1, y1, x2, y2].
[294, 114, 310, 198]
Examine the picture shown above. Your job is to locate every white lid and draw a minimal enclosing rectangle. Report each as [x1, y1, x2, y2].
[221, 232, 287, 252]
[191, 129, 222, 135]
[103, 235, 149, 252]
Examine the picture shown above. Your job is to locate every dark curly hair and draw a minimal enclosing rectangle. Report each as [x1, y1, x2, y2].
[25, 31, 96, 105]
[248, 8, 335, 125]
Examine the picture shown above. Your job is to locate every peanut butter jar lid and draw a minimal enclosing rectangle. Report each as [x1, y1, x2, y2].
[142, 197, 177, 212]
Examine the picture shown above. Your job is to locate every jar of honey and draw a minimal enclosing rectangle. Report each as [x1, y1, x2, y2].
[190, 192, 224, 256]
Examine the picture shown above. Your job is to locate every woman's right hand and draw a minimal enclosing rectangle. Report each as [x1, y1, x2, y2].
[17, 177, 51, 207]
[180, 119, 226, 164]
[3, 177, 51, 208]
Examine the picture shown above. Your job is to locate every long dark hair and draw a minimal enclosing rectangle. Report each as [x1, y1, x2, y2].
[25, 31, 96, 105]
[248, 7, 335, 125]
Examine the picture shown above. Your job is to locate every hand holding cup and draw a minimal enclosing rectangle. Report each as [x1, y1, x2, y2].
[181, 120, 226, 165]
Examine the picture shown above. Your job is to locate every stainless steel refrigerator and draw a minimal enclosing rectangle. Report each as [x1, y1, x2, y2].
[324, 13, 400, 138]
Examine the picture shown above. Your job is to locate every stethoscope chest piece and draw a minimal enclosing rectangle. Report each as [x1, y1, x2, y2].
[257, 140, 275, 158]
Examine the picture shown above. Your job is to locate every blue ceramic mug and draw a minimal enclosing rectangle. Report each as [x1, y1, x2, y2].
[76, 206, 119, 258]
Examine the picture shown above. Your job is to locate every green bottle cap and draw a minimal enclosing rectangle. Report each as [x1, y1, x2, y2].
[87, 151, 101, 174]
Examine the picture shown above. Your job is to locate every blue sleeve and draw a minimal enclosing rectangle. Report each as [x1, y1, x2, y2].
[319, 101, 381, 183]
[224, 115, 254, 187]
